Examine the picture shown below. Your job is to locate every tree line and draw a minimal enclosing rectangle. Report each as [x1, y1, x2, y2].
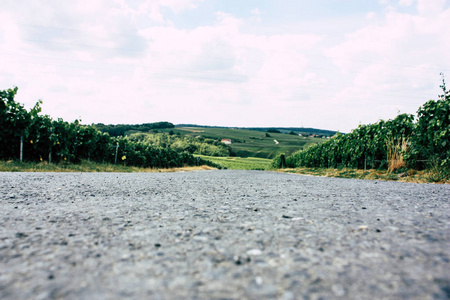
[94, 122, 175, 137]
[274, 75, 450, 173]
[128, 132, 232, 157]
[0, 87, 220, 169]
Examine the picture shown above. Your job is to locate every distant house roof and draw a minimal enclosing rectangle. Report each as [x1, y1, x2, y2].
[221, 139, 232, 144]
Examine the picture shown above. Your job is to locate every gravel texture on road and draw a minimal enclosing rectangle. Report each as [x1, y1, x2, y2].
[1, 170, 449, 299]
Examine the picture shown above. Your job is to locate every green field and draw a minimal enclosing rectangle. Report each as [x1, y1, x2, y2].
[161, 127, 327, 159]
[195, 155, 273, 170]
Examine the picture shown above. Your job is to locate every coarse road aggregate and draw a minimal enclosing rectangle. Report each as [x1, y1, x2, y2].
[0, 170, 449, 299]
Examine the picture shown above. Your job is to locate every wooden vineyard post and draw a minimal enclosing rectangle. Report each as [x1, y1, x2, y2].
[20, 136, 23, 162]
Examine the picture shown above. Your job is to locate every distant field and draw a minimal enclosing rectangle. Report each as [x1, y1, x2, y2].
[195, 155, 273, 170]
[161, 127, 327, 159]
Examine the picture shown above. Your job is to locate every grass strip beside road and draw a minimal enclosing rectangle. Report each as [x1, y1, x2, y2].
[194, 155, 273, 170]
[279, 167, 449, 184]
[0, 160, 216, 173]
[2, 159, 447, 184]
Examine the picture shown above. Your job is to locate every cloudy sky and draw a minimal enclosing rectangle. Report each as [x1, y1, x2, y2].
[1, 0, 449, 132]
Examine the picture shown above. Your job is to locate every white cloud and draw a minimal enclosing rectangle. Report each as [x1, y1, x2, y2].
[321, 4, 450, 127]
[129, 0, 205, 23]
[417, 0, 447, 15]
[159, 0, 205, 13]
[399, 0, 415, 6]
[147, 3, 166, 23]
[366, 12, 378, 19]
[0, 12, 23, 52]
[251, 8, 261, 15]
[1, 0, 449, 132]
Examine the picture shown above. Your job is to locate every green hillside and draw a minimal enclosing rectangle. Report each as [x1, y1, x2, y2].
[177, 124, 337, 136]
[159, 126, 328, 159]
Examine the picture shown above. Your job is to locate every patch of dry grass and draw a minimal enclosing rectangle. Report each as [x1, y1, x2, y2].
[386, 137, 408, 173]
[279, 167, 449, 184]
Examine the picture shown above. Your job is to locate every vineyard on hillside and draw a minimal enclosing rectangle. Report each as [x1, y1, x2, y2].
[0, 87, 219, 169]
[275, 75, 450, 176]
[2, 75, 449, 175]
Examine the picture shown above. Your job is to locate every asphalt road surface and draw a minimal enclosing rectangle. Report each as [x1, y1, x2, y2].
[1, 170, 449, 299]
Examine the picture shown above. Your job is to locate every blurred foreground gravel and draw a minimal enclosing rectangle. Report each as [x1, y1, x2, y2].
[1, 170, 449, 299]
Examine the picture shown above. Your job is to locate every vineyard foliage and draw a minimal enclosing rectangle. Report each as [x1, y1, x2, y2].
[128, 132, 231, 157]
[0, 87, 219, 169]
[278, 77, 450, 171]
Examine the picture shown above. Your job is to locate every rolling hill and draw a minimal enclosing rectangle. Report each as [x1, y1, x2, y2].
[94, 122, 336, 159]
[176, 124, 338, 136]
[161, 126, 332, 159]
